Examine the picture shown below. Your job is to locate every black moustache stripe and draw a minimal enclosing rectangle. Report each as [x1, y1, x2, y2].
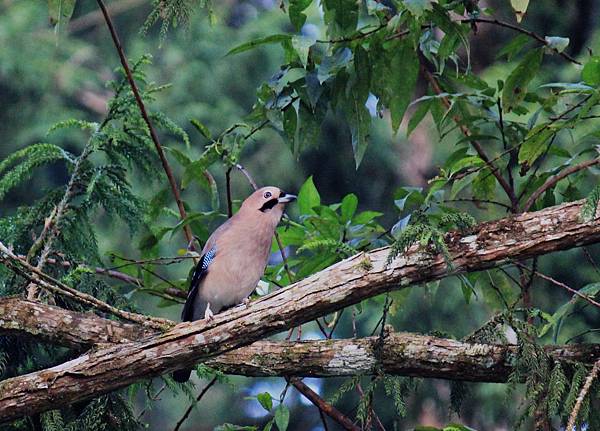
[259, 198, 279, 212]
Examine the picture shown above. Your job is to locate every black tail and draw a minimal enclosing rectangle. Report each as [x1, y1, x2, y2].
[173, 368, 193, 383]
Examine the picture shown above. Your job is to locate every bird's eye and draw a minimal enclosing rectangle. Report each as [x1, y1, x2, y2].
[263, 191, 272, 199]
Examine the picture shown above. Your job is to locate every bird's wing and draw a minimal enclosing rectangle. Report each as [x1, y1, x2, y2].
[181, 247, 216, 321]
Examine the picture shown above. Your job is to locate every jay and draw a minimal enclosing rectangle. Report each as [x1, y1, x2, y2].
[173, 186, 296, 382]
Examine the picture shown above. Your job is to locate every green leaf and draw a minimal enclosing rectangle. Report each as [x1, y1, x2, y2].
[322, 0, 358, 37]
[283, 105, 298, 150]
[317, 48, 353, 84]
[389, 39, 419, 132]
[403, 0, 433, 17]
[289, 0, 312, 31]
[291, 35, 315, 66]
[190, 119, 211, 139]
[296, 102, 321, 155]
[298, 176, 321, 215]
[472, 168, 496, 200]
[348, 90, 371, 168]
[263, 420, 274, 431]
[341, 193, 358, 222]
[518, 124, 555, 167]
[496, 34, 530, 61]
[353, 211, 383, 224]
[582, 56, 600, 87]
[257, 392, 273, 411]
[407, 98, 432, 136]
[48, 0, 76, 34]
[226, 34, 291, 56]
[164, 146, 191, 167]
[501, 48, 544, 112]
[274, 404, 290, 431]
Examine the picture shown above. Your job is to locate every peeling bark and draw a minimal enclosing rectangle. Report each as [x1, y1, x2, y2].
[0, 297, 154, 348]
[2, 297, 599, 383]
[0, 200, 599, 421]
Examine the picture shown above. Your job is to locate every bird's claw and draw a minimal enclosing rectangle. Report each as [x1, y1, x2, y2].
[204, 303, 214, 321]
[242, 297, 251, 307]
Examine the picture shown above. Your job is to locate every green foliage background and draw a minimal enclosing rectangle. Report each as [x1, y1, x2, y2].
[2, 0, 600, 430]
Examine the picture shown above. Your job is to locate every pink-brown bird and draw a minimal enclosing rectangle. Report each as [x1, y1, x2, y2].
[173, 186, 296, 382]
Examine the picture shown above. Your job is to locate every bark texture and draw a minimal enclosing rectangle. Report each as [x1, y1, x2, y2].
[2, 297, 599, 383]
[0, 297, 155, 348]
[0, 199, 599, 421]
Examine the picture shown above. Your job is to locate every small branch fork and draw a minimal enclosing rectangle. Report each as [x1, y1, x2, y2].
[522, 157, 600, 212]
[418, 60, 520, 212]
[0, 242, 171, 330]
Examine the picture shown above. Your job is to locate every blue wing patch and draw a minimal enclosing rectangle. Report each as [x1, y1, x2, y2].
[181, 247, 216, 321]
[202, 248, 216, 270]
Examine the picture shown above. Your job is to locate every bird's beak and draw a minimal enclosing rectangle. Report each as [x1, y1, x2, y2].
[278, 192, 297, 203]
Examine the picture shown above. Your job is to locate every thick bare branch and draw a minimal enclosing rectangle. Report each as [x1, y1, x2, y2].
[1, 199, 600, 421]
[2, 297, 599, 383]
[0, 243, 171, 330]
[0, 297, 154, 348]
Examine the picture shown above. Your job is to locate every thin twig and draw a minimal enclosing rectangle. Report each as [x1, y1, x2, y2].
[25, 142, 95, 299]
[318, 408, 331, 431]
[461, 18, 581, 65]
[440, 198, 512, 210]
[289, 378, 360, 431]
[137, 383, 167, 420]
[96, 0, 194, 247]
[173, 376, 218, 431]
[69, 0, 145, 33]
[513, 261, 600, 309]
[226, 167, 233, 218]
[419, 61, 519, 211]
[522, 157, 600, 212]
[566, 359, 600, 430]
[583, 247, 600, 278]
[0, 242, 171, 330]
[235, 163, 259, 190]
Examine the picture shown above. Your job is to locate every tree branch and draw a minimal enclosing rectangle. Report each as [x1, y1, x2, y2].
[1, 200, 600, 420]
[0, 243, 171, 330]
[462, 18, 581, 65]
[522, 157, 600, 212]
[0, 297, 154, 348]
[2, 297, 600, 383]
[289, 378, 360, 431]
[419, 61, 519, 211]
[96, 0, 194, 246]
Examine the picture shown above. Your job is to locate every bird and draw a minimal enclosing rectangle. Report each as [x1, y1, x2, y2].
[172, 186, 296, 383]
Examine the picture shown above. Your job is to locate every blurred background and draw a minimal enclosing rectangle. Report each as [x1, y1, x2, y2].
[1, 0, 600, 430]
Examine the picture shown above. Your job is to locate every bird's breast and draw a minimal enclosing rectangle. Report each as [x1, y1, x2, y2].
[200, 228, 273, 311]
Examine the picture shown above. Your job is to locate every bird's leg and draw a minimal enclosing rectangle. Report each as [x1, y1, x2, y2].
[204, 302, 214, 321]
[242, 297, 251, 307]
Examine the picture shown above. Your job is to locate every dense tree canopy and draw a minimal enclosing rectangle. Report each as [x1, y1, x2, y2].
[1, 0, 600, 430]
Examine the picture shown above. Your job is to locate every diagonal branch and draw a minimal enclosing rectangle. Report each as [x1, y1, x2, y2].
[96, 0, 193, 246]
[0, 243, 171, 330]
[522, 157, 600, 212]
[419, 61, 519, 211]
[1, 199, 600, 420]
[2, 297, 600, 383]
[289, 378, 360, 431]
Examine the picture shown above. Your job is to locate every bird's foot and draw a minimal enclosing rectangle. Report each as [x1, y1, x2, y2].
[204, 303, 214, 321]
[242, 297, 251, 307]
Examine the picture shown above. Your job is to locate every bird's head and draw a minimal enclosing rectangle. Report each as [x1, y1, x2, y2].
[240, 186, 296, 223]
